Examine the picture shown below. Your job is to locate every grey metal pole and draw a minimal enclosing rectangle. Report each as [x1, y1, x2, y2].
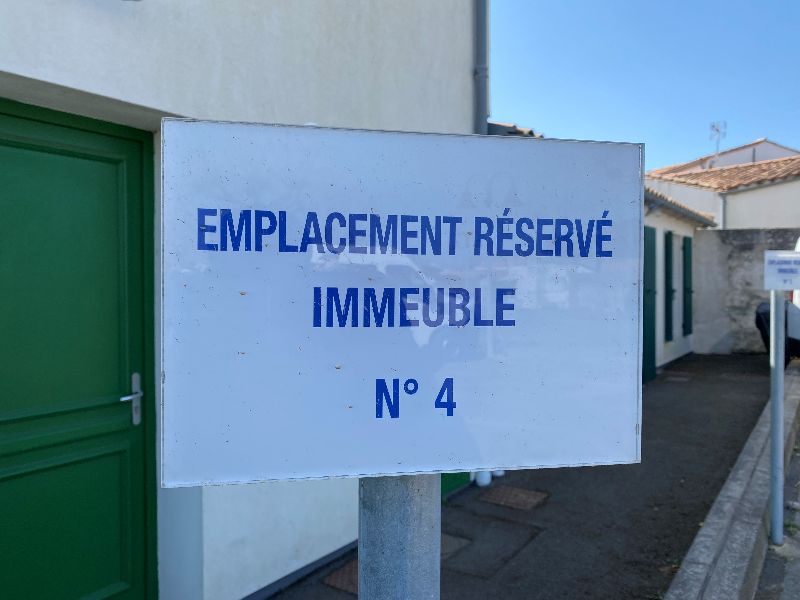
[473, 0, 489, 135]
[770, 290, 785, 545]
[359, 474, 441, 600]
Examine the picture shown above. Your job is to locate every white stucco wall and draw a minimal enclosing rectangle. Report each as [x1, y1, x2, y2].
[690, 140, 798, 171]
[0, 1, 475, 134]
[647, 175, 800, 231]
[645, 178, 721, 225]
[202, 481, 361, 599]
[0, 3, 477, 600]
[692, 228, 800, 354]
[725, 179, 800, 229]
[644, 211, 697, 367]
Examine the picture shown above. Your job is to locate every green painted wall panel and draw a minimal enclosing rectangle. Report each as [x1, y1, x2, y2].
[442, 472, 470, 497]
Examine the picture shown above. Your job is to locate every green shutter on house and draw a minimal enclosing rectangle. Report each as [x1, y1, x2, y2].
[643, 226, 657, 383]
[664, 231, 674, 342]
[683, 237, 693, 336]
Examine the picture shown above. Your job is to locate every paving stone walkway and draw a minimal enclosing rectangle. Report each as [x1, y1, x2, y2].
[275, 354, 769, 599]
[756, 437, 800, 599]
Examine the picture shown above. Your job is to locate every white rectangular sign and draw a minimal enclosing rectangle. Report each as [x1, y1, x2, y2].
[161, 119, 643, 486]
[765, 251, 800, 290]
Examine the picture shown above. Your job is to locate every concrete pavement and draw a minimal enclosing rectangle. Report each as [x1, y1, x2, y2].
[756, 432, 800, 599]
[273, 354, 769, 599]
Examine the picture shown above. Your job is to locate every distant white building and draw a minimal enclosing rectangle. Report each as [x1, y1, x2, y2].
[488, 125, 719, 379]
[642, 188, 716, 380]
[646, 139, 800, 229]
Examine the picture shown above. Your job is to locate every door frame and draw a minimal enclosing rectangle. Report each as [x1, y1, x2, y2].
[0, 97, 158, 598]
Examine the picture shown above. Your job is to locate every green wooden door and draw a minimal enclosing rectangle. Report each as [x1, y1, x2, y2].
[0, 99, 155, 599]
[643, 226, 657, 383]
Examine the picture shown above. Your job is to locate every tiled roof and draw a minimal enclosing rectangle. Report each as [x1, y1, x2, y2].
[647, 155, 800, 192]
[649, 138, 800, 177]
[487, 121, 543, 138]
[644, 187, 716, 227]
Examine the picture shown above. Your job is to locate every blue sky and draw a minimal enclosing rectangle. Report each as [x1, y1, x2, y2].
[490, 1, 800, 170]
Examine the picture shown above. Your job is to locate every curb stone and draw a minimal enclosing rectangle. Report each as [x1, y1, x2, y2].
[665, 362, 800, 600]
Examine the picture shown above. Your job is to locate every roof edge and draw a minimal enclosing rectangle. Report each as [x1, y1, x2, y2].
[723, 173, 800, 195]
[648, 138, 800, 176]
[644, 187, 717, 227]
[647, 154, 800, 191]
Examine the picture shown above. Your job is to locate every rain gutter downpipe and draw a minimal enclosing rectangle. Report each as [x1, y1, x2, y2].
[474, 0, 489, 135]
[473, 0, 494, 489]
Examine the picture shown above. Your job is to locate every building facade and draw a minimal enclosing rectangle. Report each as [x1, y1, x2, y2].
[642, 188, 716, 381]
[0, 3, 482, 599]
[646, 139, 800, 229]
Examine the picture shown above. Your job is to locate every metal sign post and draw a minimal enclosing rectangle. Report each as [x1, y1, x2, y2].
[359, 475, 441, 599]
[763, 250, 800, 545]
[769, 289, 785, 546]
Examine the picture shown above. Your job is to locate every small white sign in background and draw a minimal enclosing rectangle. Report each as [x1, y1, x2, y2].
[161, 119, 643, 486]
[765, 251, 800, 290]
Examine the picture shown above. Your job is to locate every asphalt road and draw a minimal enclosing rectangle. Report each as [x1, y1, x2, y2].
[275, 354, 769, 600]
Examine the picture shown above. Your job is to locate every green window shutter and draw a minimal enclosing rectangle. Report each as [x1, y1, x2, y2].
[664, 231, 674, 342]
[683, 237, 693, 336]
[643, 226, 657, 383]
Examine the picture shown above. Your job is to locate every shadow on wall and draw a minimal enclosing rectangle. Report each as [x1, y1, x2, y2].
[693, 228, 800, 354]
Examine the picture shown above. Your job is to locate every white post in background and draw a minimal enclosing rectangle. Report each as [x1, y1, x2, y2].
[770, 290, 785, 546]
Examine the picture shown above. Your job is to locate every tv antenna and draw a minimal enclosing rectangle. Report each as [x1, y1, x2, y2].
[710, 121, 727, 162]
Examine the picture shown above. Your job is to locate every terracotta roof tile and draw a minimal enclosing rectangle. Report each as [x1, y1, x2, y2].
[487, 121, 543, 138]
[647, 155, 800, 192]
[648, 138, 800, 177]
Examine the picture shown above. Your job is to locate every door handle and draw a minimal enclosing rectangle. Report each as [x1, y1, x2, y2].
[120, 372, 143, 426]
